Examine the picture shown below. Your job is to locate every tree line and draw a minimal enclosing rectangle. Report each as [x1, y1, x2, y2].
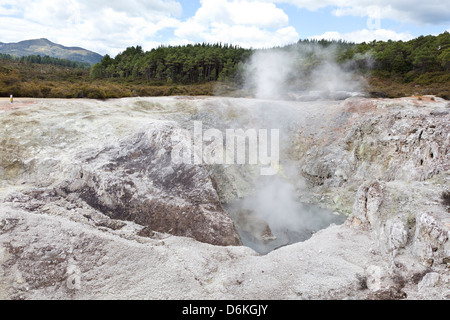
[90, 43, 252, 84]
[0, 53, 91, 69]
[90, 32, 450, 85]
[1, 32, 448, 100]
[341, 32, 450, 75]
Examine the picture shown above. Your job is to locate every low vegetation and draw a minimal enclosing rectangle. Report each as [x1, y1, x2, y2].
[1, 32, 449, 100]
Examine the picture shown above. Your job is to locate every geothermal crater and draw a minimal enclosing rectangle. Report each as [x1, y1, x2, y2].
[0, 96, 448, 300]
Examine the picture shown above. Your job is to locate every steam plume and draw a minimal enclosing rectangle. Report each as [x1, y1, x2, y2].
[225, 43, 363, 253]
[242, 42, 368, 100]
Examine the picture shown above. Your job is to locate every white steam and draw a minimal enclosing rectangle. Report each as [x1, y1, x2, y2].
[310, 61, 362, 92]
[224, 44, 363, 253]
[244, 49, 296, 100]
[228, 174, 346, 254]
[242, 43, 368, 100]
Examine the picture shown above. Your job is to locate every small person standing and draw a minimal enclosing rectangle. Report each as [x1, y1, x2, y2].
[10, 94, 13, 104]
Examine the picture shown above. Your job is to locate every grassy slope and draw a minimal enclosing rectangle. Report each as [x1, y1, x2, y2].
[366, 71, 450, 99]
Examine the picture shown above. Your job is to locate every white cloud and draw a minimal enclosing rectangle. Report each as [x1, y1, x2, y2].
[309, 28, 415, 43]
[0, 0, 446, 57]
[276, 0, 450, 25]
[208, 24, 299, 48]
[174, 19, 206, 40]
[173, 0, 299, 48]
[0, 0, 182, 56]
[190, 0, 289, 28]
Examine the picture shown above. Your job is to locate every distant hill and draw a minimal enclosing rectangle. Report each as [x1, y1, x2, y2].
[0, 38, 103, 65]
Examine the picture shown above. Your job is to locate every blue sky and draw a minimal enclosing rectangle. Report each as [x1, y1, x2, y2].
[0, 0, 449, 56]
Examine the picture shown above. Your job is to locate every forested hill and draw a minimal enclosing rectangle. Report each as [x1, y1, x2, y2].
[89, 32, 450, 99]
[0, 38, 103, 65]
[90, 43, 252, 84]
[0, 53, 91, 69]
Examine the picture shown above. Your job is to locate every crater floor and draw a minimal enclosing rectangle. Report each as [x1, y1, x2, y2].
[0, 96, 448, 300]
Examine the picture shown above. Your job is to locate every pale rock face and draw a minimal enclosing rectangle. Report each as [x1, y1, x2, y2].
[351, 181, 385, 228]
[418, 272, 440, 292]
[366, 265, 387, 291]
[385, 218, 409, 255]
[58, 122, 242, 246]
[413, 212, 450, 266]
[0, 96, 449, 300]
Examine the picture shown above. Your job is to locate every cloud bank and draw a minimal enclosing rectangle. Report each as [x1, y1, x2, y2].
[277, 0, 450, 25]
[174, 0, 299, 48]
[309, 29, 415, 43]
[0, 0, 182, 55]
[0, 0, 447, 56]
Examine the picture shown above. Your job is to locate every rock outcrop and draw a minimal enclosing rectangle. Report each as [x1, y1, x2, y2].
[297, 97, 449, 211]
[414, 211, 450, 267]
[58, 122, 241, 246]
[233, 210, 277, 242]
[0, 99, 242, 247]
